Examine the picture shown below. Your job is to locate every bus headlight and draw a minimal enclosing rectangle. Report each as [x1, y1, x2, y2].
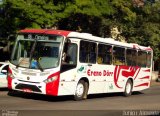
[43, 76, 58, 83]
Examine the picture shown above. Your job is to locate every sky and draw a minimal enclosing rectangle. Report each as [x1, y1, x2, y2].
[0, 0, 2, 4]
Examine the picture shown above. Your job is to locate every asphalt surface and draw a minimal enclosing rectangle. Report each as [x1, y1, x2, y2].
[0, 81, 160, 116]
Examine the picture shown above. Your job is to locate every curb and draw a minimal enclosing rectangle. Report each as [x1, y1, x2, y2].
[150, 81, 160, 87]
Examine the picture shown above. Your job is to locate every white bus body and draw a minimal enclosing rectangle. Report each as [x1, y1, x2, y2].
[8, 29, 153, 100]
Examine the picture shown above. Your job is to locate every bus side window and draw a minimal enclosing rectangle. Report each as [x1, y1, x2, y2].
[98, 44, 112, 64]
[146, 52, 151, 68]
[80, 41, 87, 63]
[137, 50, 147, 67]
[80, 41, 97, 63]
[62, 43, 77, 65]
[67, 44, 77, 64]
[132, 50, 137, 66]
[126, 49, 137, 66]
[113, 46, 125, 65]
[89, 52, 96, 63]
[80, 51, 87, 62]
[105, 45, 112, 64]
[62, 41, 69, 63]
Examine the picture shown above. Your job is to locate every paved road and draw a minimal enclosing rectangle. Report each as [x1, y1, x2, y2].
[0, 83, 160, 116]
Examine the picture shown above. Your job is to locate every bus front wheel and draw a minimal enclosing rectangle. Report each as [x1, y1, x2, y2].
[74, 80, 88, 101]
[124, 79, 133, 97]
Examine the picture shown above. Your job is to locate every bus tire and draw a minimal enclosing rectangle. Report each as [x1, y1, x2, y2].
[123, 79, 133, 97]
[8, 90, 16, 96]
[74, 80, 88, 101]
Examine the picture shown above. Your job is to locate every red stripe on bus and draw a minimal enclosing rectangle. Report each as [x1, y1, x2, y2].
[46, 71, 60, 96]
[8, 68, 12, 89]
[139, 76, 150, 80]
[134, 82, 149, 87]
[114, 66, 140, 89]
[143, 69, 150, 72]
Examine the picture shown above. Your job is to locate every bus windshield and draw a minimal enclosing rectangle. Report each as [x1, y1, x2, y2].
[11, 34, 64, 70]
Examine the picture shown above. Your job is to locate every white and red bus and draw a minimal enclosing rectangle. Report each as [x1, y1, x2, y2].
[8, 29, 153, 100]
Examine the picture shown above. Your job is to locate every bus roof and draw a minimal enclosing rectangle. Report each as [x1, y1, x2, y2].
[19, 29, 152, 51]
[67, 32, 152, 51]
[20, 29, 71, 37]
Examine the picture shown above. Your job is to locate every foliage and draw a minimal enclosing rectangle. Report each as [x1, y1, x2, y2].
[0, 0, 160, 61]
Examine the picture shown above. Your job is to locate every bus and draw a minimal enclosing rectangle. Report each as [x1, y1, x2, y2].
[8, 29, 153, 100]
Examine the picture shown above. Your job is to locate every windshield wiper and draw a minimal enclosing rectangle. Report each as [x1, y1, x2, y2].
[29, 39, 37, 63]
[29, 40, 44, 72]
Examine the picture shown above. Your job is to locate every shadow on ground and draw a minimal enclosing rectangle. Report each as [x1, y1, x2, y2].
[0, 88, 8, 91]
[7, 90, 144, 102]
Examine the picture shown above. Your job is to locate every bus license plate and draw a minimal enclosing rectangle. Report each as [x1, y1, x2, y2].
[22, 88, 33, 93]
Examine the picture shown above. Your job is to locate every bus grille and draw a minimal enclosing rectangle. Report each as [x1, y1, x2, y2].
[15, 84, 42, 92]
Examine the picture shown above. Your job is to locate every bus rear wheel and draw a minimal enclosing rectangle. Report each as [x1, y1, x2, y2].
[74, 80, 88, 101]
[124, 79, 133, 97]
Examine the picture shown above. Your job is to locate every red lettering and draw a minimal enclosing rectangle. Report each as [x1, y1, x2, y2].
[87, 69, 113, 77]
[87, 69, 91, 76]
[103, 70, 106, 76]
[103, 70, 113, 76]
[87, 69, 102, 76]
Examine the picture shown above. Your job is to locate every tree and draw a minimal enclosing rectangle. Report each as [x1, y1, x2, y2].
[0, 0, 160, 62]
[131, 1, 160, 61]
[59, 0, 114, 36]
[1, 0, 75, 37]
